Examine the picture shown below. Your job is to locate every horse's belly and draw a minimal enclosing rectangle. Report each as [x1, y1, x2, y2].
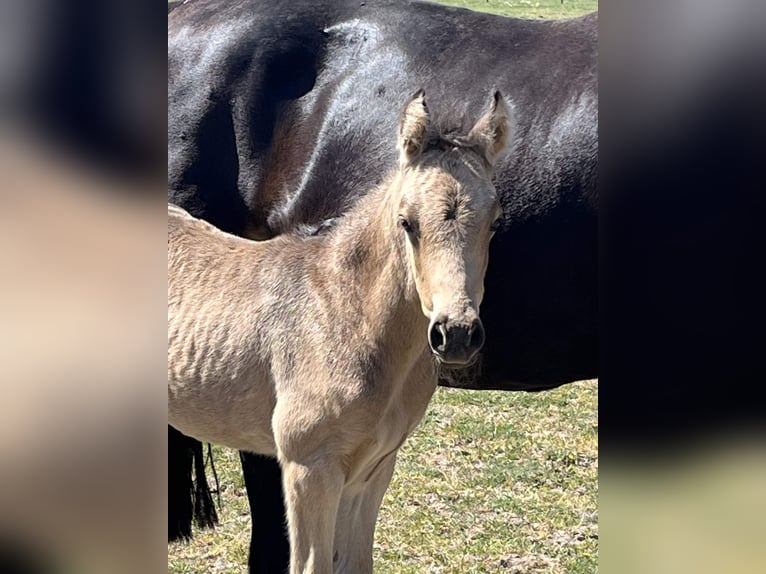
[168, 373, 278, 456]
[169, 410, 278, 455]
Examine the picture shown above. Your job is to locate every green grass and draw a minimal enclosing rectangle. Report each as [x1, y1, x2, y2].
[431, 0, 598, 19]
[169, 380, 597, 573]
[169, 1, 599, 20]
[374, 381, 597, 574]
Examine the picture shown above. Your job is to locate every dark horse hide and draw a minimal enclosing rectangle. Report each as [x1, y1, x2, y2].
[168, 1, 597, 571]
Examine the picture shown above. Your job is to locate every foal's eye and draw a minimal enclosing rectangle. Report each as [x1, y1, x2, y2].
[398, 216, 413, 233]
[490, 217, 503, 232]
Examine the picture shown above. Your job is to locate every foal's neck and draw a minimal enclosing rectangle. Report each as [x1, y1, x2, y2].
[328, 171, 427, 357]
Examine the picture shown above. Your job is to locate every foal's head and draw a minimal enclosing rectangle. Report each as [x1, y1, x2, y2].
[395, 90, 512, 366]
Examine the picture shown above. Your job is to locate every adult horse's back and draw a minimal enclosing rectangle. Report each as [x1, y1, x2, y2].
[168, 0, 597, 570]
[168, 0, 597, 389]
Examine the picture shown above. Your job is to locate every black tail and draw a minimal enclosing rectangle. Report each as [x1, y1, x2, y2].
[0, 540, 53, 574]
[168, 426, 218, 541]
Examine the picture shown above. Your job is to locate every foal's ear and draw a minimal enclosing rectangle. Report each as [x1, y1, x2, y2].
[468, 91, 514, 167]
[398, 89, 430, 164]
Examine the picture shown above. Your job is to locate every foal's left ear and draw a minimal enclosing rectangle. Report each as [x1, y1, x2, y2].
[467, 91, 514, 168]
[398, 89, 430, 164]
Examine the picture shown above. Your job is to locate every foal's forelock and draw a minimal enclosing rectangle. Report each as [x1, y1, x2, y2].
[401, 154, 495, 223]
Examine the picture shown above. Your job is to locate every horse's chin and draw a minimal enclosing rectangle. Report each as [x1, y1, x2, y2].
[432, 352, 479, 369]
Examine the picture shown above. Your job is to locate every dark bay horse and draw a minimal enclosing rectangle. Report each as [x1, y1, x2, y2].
[168, 1, 597, 571]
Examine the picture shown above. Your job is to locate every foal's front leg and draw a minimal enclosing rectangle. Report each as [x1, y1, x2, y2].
[281, 457, 345, 574]
[333, 452, 398, 574]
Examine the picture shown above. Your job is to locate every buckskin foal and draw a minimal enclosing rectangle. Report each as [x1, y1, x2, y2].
[168, 91, 511, 574]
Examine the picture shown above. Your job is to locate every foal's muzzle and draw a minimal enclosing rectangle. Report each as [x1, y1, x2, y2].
[428, 316, 485, 366]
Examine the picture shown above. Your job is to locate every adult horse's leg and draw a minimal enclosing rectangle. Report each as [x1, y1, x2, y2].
[239, 452, 290, 573]
[0, 540, 53, 574]
[168, 426, 217, 541]
[333, 454, 398, 574]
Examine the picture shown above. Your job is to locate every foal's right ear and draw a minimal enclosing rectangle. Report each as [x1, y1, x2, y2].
[398, 89, 430, 164]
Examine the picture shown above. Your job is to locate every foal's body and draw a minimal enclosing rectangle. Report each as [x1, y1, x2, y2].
[169, 193, 435, 570]
[168, 188, 437, 460]
[168, 91, 510, 573]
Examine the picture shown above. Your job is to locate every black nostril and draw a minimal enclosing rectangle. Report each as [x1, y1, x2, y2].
[468, 320, 485, 351]
[429, 321, 446, 351]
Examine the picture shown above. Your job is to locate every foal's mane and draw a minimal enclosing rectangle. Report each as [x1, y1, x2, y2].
[422, 108, 485, 157]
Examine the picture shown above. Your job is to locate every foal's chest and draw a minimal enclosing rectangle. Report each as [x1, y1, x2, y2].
[345, 363, 437, 484]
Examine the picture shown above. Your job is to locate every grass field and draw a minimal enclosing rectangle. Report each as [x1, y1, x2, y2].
[169, 1, 598, 572]
[168, 381, 598, 574]
[432, 0, 598, 19]
[167, 0, 600, 20]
